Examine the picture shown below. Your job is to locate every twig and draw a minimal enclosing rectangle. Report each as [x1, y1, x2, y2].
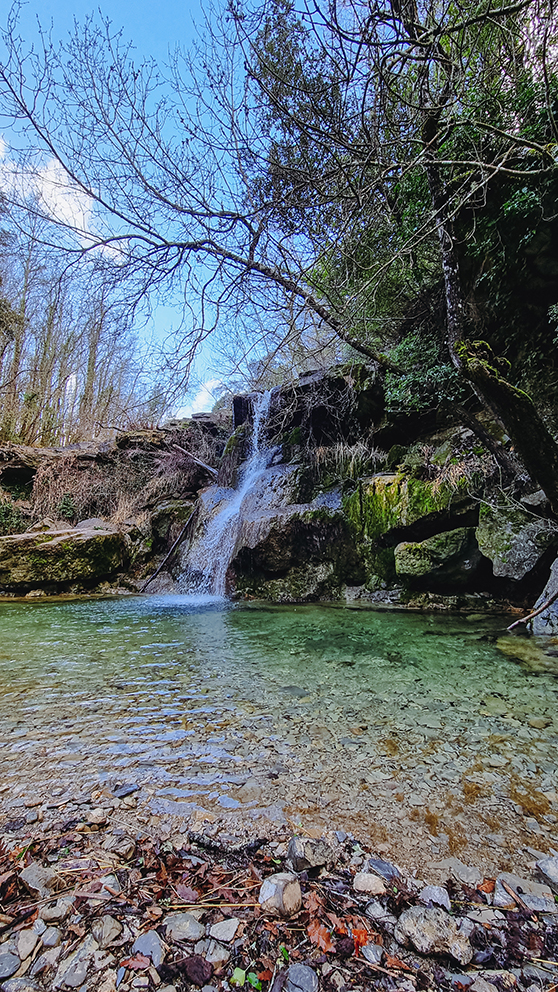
[172, 444, 218, 477]
[507, 588, 558, 630]
[167, 900, 259, 909]
[501, 879, 533, 914]
[141, 509, 197, 591]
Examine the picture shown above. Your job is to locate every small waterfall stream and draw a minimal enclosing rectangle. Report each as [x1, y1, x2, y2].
[180, 390, 272, 595]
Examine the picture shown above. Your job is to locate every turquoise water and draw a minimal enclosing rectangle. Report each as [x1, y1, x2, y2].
[1, 595, 557, 869]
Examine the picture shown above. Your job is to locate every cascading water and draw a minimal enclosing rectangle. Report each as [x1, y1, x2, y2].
[180, 390, 273, 596]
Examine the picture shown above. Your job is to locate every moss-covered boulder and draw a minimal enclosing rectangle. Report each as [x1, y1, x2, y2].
[476, 501, 558, 580]
[395, 527, 482, 589]
[0, 522, 127, 591]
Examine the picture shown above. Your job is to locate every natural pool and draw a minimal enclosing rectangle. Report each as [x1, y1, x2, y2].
[1, 595, 558, 877]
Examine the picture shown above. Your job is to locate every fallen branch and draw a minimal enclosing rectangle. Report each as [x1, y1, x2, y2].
[507, 588, 558, 631]
[141, 507, 198, 592]
[172, 444, 218, 478]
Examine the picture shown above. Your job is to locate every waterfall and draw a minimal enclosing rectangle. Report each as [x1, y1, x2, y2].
[180, 390, 273, 596]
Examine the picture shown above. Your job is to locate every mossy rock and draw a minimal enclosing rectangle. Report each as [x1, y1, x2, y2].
[476, 501, 558, 580]
[395, 527, 482, 589]
[0, 524, 127, 590]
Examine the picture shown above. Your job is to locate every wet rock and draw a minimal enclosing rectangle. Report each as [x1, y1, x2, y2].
[353, 872, 386, 895]
[0, 956, 19, 981]
[164, 912, 205, 942]
[19, 863, 62, 900]
[52, 934, 98, 988]
[287, 836, 335, 872]
[131, 930, 165, 969]
[419, 885, 451, 912]
[91, 916, 123, 949]
[493, 872, 556, 912]
[535, 855, 558, 893]
[394, 906, 473, 965]
[278, 963, 319, 992]
[259, 873, 302, 917]
[207, 918, 240, 943]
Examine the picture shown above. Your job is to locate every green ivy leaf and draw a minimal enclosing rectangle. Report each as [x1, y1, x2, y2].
[231, 967, 246, 987]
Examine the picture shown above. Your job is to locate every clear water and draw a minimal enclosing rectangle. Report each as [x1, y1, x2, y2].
[1, 595, 558, 873]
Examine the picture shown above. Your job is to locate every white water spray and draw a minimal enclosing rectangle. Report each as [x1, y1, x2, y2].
[180, 390, 272, 595]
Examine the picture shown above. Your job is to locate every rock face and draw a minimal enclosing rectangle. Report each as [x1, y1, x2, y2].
[476, 501, 558, 580]
[395, 527, 483, 589]
[531, 557, 558, 634]
[0, 522, 127, 592]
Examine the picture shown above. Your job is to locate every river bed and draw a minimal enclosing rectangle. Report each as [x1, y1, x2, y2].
[1, 595, 558, 878]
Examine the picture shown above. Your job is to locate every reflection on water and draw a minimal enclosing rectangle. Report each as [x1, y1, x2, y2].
[1, 595, 558, 870]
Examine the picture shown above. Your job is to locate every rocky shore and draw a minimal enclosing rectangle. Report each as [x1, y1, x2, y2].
[1, 804, 557, 992]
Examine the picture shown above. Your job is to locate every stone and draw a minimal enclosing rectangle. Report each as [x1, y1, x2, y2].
[436, 858, 482, 887]
[1, 982, 42, 992]
[0, 526, 127, 592]
[477, 501, 558, 582]
[0, 957, 19, 982]
[19, 863, 62, 900]
[131, 931, 165, 969]
[91, 917, 123, 950]
[259, 873, 302, 917]
[367, 857, 401, 880]
[41, 928, 61, 948]
[102, 834, 135, 859]
[282, 963, 319, 992]
[353, 872, 386, 895]
[52, 934, 98, 988]
[207, 919, 240, 943]
[194, 940, 230, 969]
[287, 836, 335, 872]
[17, 931, 39, 961]
[164, 912, 205, 942]
[493, 872, 556, 913]
[99, 874, 121, 895]
[395, 527, 482, 589]
[39, 897, 74, 923]
[419, 885, 451, 912]
[361, 943, 383, 965]
[364, 899, 398, 933]
[237, 778, 263, 802]
[394, 906, 473, 965]
[536, 855, 558, 893]
[29, 946, 62, 978]
[469, 980, 498, 992]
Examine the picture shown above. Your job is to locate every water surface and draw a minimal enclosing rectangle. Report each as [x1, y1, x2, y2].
[1, 595, 558, 874]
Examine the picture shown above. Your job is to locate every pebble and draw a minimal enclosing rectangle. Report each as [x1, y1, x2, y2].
[207, 918, 240, 943]
[163, 912, 205, 942]
[364, 899, 398, 933]
[282, 963, 319, 992]
[361, 943, 383, 965]
[0, 981, 42, 992]
[16, 931, 39, 961]
[419, 885, 451, 911]
[0, 956, 19, 981]
[39, 896, 74, 923]
[41, 927, 61, 948]
[353, 872, 386, 895]
[194, 938, 230, 969]
[19, 863, 61, 900]
[287, 836, 335, 872]
[258, 873, 302, 917]
[469, 979, 498, 992]
[91, 916, 123, 950]
[436, 858, 481, 887]
[536, 855, 558, 893]
[29, 946, 62, 978]
[394, 905, 473, 965]
[131, 931, 165, 969]
[52, 934, 99, 989]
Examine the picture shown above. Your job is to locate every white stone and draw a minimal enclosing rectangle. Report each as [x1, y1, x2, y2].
[208, 918, 240, 943]
[164, 912, 205, 942]
[353, 872, 386, 895]
[394, 906, 473, 965]
[258, 873, 302, 918]
[17, 930, 39, 961]
[419, 885, 451, 912]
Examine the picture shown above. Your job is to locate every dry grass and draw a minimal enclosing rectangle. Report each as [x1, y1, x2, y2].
[309, 441, 386, 482]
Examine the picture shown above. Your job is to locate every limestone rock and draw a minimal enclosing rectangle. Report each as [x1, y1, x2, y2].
[17, 931, 39, 961]
[353, 872, 386, 895]
[208, 919, 240, 943]
[395, 527, 482, 589]
[287, 836, 335, 873]
[493, 872, 556, 913]
[0, 526, 127, 591]
[52, 935, 98, 988]
[164, 912, 205, 942]
[419, 885, 451, 912]
[281, 963, 319, 992]
[394, 905, 473, 965]
[258, 873, 302, 917]
[39, 897, 74, 923]
[476, 501, 558, 581]
[535, 855, 558, 893]
[131, 930, 165, 968]
[91, 917, 123, 950]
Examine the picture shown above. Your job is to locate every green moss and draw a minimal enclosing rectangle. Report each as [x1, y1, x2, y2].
[223, 423, 249, 455]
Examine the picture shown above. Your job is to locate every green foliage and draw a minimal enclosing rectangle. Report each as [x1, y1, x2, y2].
[56, 494, 77, 521]
[0, 496, 26, 536]
[384, 333, 467, 412]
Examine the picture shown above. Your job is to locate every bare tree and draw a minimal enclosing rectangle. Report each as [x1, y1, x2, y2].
[0, 2, 558, 493]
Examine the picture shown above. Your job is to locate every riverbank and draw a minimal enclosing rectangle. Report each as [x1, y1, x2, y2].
[1, 804, 557, 992]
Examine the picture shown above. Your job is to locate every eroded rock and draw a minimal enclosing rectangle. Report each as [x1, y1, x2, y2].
[258, 873, 302, 917]
[394, 905, 473, 965]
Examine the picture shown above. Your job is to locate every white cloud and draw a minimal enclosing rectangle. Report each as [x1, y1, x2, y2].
[36, 159, 92, 236]
[173, 378, 222, 419]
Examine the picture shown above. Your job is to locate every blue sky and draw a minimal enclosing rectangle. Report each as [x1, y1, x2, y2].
[11, 0, 223, 416]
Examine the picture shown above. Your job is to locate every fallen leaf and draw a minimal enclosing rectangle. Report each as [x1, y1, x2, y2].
[384, 954, 413, 972]
[478, 878, 496, 893]
[326, 912, 347, 934]
[307, 919, 335, 953]
[176, 883, 199, 902]
[258, 970, 273, 981]
[120, 952, 151, 971]
[303, 890, 325, 914]
[351, 928, 369, 952]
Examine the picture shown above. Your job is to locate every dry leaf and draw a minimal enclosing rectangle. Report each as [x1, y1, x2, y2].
[307, 919, 335, 953]
[384, 954, 413, 971]
[304, 890, 325, 914]
[326, 912, 347, 935]
[351, 928, 369, 952]
[478, 878, 496, 893]
[120, 952, 151, 971]
[176, 883, 199, 902]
